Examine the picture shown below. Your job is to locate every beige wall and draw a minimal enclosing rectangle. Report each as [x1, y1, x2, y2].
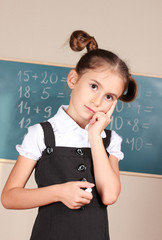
[0, 0, 162, 239]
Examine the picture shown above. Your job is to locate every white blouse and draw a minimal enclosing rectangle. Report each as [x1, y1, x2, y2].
[16, 105, 124, 161]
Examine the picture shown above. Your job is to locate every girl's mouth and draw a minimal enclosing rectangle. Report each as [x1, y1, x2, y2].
[84, 105, 95, 114]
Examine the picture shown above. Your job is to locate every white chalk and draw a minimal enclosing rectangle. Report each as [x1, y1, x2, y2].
[85, 188, 92, 193]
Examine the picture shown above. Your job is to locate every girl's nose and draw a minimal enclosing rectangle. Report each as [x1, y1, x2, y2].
[91, 94, 102, 106]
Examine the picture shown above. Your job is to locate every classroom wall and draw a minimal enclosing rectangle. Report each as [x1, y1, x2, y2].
[0, 0, 162, 240]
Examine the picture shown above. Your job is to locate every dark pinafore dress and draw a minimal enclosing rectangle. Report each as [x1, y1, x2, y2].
[30, 121, 111, 240]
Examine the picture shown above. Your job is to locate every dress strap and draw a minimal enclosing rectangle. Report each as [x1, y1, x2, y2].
[103, 129, 111, 149]
[40, 121, 55, 148]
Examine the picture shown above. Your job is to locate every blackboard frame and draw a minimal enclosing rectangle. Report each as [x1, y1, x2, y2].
[0, 57, 162, 179]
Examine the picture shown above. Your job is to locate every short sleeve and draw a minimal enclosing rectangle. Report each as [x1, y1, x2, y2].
[16, 124, 46, 160]
[106, 130, 124, 161]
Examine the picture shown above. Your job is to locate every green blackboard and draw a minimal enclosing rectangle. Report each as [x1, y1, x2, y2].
[0, 59, 162, 178]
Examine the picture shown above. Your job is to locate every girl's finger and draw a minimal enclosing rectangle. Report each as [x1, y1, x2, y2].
[107, 100, 117, 118]
[77, 181, 95, 189]
[80, 198, 91, 205]
[81, 190, 93, 201]
[89, 114, 98, 125]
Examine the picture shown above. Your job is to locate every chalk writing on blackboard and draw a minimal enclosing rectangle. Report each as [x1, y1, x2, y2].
[16, 69, 69, 129]
[109, 92, 154, 153]
[15, 67, 157, 161]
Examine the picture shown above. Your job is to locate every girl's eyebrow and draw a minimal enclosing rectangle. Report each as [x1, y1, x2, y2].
[90, 79, 118, 99]
[90, 79, 102, 87]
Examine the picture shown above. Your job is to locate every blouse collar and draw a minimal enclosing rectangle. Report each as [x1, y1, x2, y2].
[52, 105, 106, 138]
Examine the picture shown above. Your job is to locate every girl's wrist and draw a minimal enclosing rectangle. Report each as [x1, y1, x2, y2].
[88, 132, 102, 144]
[51, 184, 63, 203]
[54, 183, 68, 204]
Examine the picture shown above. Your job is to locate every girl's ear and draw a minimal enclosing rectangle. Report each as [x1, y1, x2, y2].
[67, 69, 79, 89]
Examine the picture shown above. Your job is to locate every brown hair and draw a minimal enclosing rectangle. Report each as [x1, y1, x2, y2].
[69, 30, 138, 102]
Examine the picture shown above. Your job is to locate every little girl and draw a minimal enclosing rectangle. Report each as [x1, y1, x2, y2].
[1, 30, 137, 240]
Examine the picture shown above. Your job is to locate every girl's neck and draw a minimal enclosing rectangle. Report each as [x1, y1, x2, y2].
[65, 106, 88, 129]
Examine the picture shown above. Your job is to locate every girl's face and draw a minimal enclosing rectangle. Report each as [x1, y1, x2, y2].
[66, 66, 125, 128]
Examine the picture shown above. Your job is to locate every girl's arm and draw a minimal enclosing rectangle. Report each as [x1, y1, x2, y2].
[88, 100, 121, 205]
[1, 155, 94, 210]
[89, 133, 121, 205]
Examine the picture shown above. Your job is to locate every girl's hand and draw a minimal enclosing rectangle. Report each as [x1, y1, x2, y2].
[59, 181, 95, 209]
[88, 100, 117, 137]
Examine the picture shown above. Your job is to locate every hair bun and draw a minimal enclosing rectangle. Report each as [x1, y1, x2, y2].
[119, 75, 138, 102]
[70, 30, 98, 52]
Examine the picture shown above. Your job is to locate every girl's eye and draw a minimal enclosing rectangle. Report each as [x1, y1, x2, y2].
[105, 95, 113, 101]
[90, 84, 98, 90]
